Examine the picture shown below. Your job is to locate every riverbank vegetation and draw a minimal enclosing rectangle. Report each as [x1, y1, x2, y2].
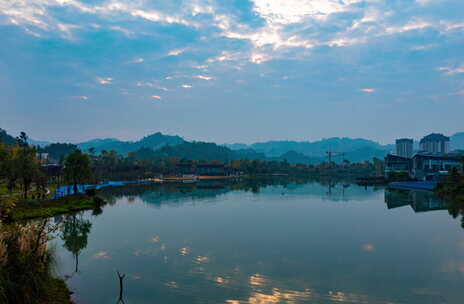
[435, 160, 464, 227]
[1, 134, 104, 222]
[435, 160, 464, 202]
[6, 195, 105, 222]
[0, 221, 73, 304]
[1, 132, 378, 202]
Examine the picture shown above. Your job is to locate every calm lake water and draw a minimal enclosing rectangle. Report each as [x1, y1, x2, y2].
[51, 179, 464, 304]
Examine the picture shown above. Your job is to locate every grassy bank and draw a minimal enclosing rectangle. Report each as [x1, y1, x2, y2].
[0, 223, 74, 304]
[6, 195, 105, 221]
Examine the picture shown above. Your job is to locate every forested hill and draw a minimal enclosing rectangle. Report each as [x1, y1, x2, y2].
[78, 132, 185, 155]
[2, 128, 463, 164]
[132, 142, 266, 162]
[451, 132, 464, 150]
[0, 128, 16, 145]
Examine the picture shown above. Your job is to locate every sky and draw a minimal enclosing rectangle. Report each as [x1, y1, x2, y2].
[1, 0, 463, 145]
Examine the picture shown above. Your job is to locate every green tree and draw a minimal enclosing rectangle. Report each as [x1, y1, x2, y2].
[16, 131, 28, 147]
[0, 143, 8, 178]
[2, 147, 18, 193]
[15, 144, 40, 199]
[64, 150, 92, 194]
[88, 147, 96, 156]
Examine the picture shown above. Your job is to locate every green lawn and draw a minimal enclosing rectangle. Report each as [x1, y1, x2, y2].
[8, 195, 104, 221]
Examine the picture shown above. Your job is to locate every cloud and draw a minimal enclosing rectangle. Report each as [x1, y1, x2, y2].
[327, 37, 366, 47]
[75, 95, 88, 101]
[137, 81, 169, 91]
[251, 0, 354, 24]
[441, 22, 464, 32]
[56, 23, 80, 39]
[207, 51, 237, 63]
[93, 251, 110, 259]
[222, 25, 315, 50]
[130, 57, 144, 64]
[385, 19, 432, 34]
[96, 77, 113, 85]
[360, 88, 376, 93]
[167, 49, 184, 56]
[0, 0, 193, 39]
[109, 26, 134, 37]
[249, 53, 272, 64]
[136, 81, 154, 87]
[438, 65, 464, 75]
[193, 64, 208, 69]
[194, 75, 213, 80]
[71, 95, 88, 101]
[181, 84, 192, 88]
[415, 0, 433, 6]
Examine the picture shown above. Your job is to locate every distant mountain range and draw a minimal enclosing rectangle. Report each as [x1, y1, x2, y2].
[225, 137, 394, 158]
[77, 132, 185, 155]
[451, 132, 464, 150]
[1, 128, 463, 164]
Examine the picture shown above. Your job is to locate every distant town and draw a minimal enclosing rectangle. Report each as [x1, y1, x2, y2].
[385, 133, 463, 181]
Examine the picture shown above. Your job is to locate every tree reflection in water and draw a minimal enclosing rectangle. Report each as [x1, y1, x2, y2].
[446, 199, 464, 229]
[60, 213, 92, 273]
[385, 188, 464, 229]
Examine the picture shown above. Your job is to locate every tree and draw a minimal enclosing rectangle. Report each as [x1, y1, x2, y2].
[64, 150, 92, 194]
[15, 144, 39, 199]
[16, 131, 28, 147]
[41, 143, 77, 163]
[2, 146, 19, 193]
[0, 143, 8, 178]
[88, 147, 96, 157]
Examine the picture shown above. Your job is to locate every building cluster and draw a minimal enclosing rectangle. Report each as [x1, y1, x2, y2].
[175, 162, 238, 177]
[385, 133, 463, 181]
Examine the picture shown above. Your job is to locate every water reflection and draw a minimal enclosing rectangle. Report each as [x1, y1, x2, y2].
[385, 188, 447, 213]
[52, 180, 464, 304]
[60, 213, 92, 273]
[97, 178, 383, 209]
[385, 188, 464, 233]
[447, 199, 464, 229]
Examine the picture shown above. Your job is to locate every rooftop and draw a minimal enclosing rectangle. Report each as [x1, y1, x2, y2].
[419, 133, 450, 143]
[396, 138, 413, 143]
[413, 152, 461, 161]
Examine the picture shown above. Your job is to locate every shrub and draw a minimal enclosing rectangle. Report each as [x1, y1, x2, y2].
[85, 188, 96, 197]
[0, 221, 70, 303]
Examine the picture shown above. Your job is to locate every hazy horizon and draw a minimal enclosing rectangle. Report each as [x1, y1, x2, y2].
[2, 0, 463, 144]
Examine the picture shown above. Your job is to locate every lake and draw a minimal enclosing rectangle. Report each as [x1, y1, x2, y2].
[51, 179, 464, 304]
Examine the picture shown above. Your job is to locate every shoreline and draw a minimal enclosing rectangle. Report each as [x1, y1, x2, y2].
[7, 195, 104, 221]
